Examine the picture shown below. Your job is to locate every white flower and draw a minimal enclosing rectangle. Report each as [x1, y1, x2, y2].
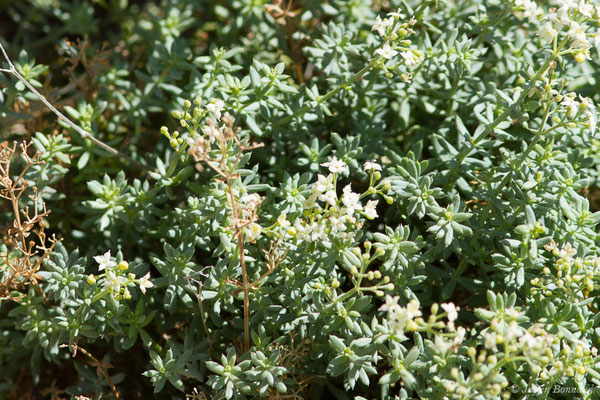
[206, 99, 225, 120]
[201, 124, 221, 142]
[321, 156, 347, 174]
[313, 174, 334, 193]
[302, 193, 318, 209]
[104, 270, 123, 293]
[579, 0, 594, 17]
[435, 335, 453, 354]
[567, 21, 589, 49]
[505, 321, 524, 342]
[401, 51, 420, 68]
[538, 22, 557, 43]
[94, 251, 116, 271]
[364, 200, 379, 219]
[375, 43, 398, 60]
[558, 0, 577, 9]
[320, 190, 338, 206]
[372, 16, 393, 37]
[406, 298, 422, 319]
[441, 303, 459, 322]
[138, 272, 154, 294]
[342, 184, 363, 215]
[363, 160, 382, 172]
[484, 331, 497, 350]
[277, 213, 291, 227]
[586, 110, 597, 135]
[561, 95, 580, 117]
[579, 95, 595, 110]
[380, 295, 399, 312]
[504, 307, 525, 319]
[387, 10, 405, 19]
[516, 0, 541, 22]
[245, 222, 262, 242]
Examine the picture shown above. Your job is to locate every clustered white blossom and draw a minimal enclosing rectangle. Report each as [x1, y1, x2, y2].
[380, 295, 422, 335]
[371, 9, 422, 78]
[286, 157, 383, 243]
[515, 0, 600, 63]
[379, 296, 463, 353]
[529, 240, 598, 298]
[88, 251, 154, 300]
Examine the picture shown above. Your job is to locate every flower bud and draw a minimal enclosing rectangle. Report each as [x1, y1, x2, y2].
[117, 261, 129, 271]
[86, 274, 96, 285]
[183, 99, 192, 108]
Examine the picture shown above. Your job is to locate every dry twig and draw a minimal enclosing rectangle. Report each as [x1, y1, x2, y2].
[0, 141, 58, 301]
[0, 40, 149, 171]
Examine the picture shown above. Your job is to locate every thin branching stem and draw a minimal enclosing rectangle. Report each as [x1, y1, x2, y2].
[0, 40, 151, 172]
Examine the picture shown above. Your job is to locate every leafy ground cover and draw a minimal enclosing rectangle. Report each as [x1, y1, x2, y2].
[3, 0, 600, 399]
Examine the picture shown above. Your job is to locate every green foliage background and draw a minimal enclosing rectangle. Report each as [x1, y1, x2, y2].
[2, 0, 600, 399]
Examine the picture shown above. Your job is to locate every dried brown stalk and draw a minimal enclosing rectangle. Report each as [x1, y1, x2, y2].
[59, 343, 121, 399]
[188, 114, 265, 353]
[0, 141, 58, 301]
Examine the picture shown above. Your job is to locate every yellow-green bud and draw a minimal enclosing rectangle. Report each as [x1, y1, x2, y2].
[160, 126, 169, 136]
[183, 99, 192, 108]
[86, 274, 96, 285]
[468, 347, 476, 358]
[117, 261, 129, 271]
[172, 110, 181, 119]
[450, 367, 459, 379]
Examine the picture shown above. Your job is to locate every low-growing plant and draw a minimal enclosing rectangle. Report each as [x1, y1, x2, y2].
[3, 0, 600, 399]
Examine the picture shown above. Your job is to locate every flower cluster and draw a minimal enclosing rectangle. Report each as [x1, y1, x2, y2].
[529, 240, 597, 299]
[87, 251, 154, 300]
[514, 0, 600, 63]
[286, 158, 387, 243]
[371, 10, 422, 80]
[380, 295, 465, 353]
